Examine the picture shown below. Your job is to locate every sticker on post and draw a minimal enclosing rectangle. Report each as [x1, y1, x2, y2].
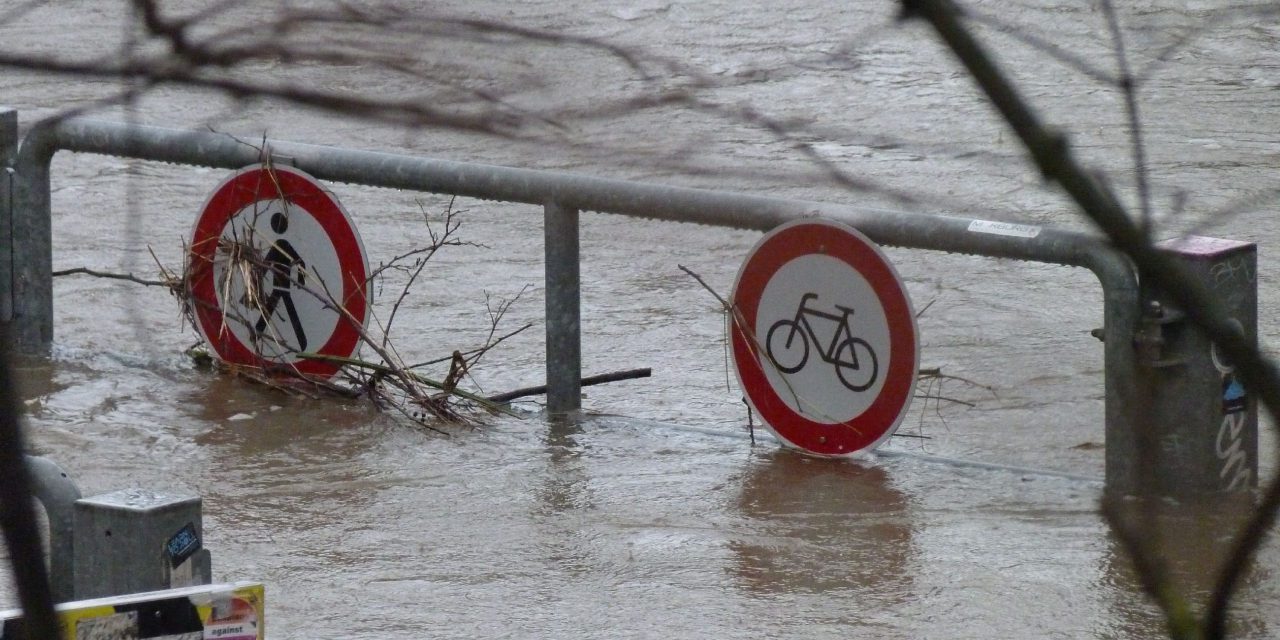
[967, 219, 1041, 238]
[166, 522, 201, 567]
[204, 596, 258, 640]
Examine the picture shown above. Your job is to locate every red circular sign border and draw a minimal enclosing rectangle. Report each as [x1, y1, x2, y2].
[731, 218, 918, 456]
[186, 166, 370, 377]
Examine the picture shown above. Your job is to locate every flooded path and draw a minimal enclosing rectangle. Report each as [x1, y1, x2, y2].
[2, 1, 1279, 637]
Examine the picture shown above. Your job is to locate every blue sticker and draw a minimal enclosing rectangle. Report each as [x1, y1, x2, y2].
[1223, 375, 1247, 414]
[166, 522, 201, 566]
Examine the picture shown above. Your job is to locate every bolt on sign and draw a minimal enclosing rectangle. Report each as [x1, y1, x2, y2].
[187, 165, 371, 377]
[731, 219, 919, 456]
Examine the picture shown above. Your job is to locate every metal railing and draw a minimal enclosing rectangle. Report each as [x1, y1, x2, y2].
[0, 109, 1146, 486]
[25, 456, 79, 603]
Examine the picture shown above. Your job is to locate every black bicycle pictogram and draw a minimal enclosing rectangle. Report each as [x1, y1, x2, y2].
[764, 292, 879, 392]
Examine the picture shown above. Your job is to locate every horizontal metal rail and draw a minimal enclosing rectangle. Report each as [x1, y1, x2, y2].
[1, 114, 1140, 480]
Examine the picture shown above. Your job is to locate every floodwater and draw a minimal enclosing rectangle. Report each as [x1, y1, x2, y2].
[3, 1, 1280, 637]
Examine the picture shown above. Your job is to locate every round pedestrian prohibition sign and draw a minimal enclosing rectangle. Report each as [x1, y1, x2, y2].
[186, 165, 370, 377]
[731, 219, 918, 456]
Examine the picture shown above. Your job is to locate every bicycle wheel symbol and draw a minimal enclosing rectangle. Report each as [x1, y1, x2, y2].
[833, 337, 878, 392]
[765, 319, 809, 374]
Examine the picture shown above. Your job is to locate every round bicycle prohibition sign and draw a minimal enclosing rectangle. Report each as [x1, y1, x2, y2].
[186, 165, 370, 377]
[731, 219, 918, 456]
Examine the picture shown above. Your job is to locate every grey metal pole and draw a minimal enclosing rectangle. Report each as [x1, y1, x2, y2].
[9, 112, 53, 353]
[544, 201, 581, 415]
[13, 118, 1132, 270]
[24, 455, 81, 603]
[1094, 253, 1143, 494]
[0, 108, 16, 329]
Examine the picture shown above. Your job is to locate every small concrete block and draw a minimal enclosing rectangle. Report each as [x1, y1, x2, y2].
[74, 490, 206, 600]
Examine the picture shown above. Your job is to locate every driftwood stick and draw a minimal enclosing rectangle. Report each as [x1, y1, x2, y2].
[52, 266, 168, 287]
[487, 368, 652, 403]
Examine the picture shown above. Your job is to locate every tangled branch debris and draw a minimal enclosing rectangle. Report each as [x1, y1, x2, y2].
[57, 164, 654, 429]
[127, 157, 534, 431]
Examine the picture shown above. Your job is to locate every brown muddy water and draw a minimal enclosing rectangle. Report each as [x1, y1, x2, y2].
[2, 1, 1280, 638]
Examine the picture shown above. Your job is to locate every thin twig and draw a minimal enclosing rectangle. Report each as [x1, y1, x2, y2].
[408, 323, 534, 369]
[52, 266, 169, 287]
[374, 197, 475, 349]
[1136, 5, 1280, 85]
[1099, 0, 1153, 238]
[469, 285, 532, 371]
[961, 8, 1118, 85]
[677, 264, 731, 311]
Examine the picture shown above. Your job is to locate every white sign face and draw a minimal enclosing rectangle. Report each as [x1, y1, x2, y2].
[757, 253, 891, 423]
[212, 199, 343, 361]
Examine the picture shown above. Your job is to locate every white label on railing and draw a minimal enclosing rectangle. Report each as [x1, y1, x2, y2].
[967, 219, 1042, 238]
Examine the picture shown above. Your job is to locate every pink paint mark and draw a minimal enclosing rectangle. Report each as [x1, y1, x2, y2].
[1157, 235, 1254, 259]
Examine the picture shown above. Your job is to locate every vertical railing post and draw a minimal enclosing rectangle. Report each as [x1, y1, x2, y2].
[0, 108, 16, 331]
[1098, 258, 1144, 495]
[544, 202, 581, 415]
[8, 115, 54, 353]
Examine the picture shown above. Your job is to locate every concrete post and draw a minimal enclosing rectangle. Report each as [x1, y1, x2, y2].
[73, 489, 213, 600]
[1124, 236, 1258, 494]
[544, 201, 582, 415]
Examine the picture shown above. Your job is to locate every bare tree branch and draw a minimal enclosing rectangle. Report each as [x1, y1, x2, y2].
[960, 8, 1118, 85]
[1137, 4, 1280, 85]
[901, 2, 1280, 637]
[1098, 0, 1153, 238]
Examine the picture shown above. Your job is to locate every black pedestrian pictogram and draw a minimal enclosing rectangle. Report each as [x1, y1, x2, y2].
[254, 211, 308, 351]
